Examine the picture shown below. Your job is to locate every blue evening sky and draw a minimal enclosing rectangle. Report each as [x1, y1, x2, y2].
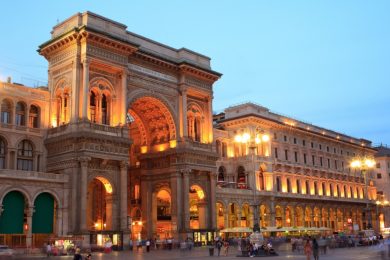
[0, 1, 389, 145]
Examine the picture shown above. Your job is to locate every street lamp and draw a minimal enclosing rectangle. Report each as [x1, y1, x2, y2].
[234, 129, 270, 232]
[350, 157, 375, 229]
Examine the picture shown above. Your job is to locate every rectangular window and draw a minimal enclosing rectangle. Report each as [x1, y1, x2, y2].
[294, 151, 298, 162]
[335, 160, 338, 169]
[302, 140, 306, 146]
[327, 158, 330, 168]
[347, 151, 350, 156]
[274, 133, 277, 140]
[294, 138, 297, 144]
[342, 161, 344, 170]
[274, 148, 278, 158]
[311, 142, 314, 148]
[376, 163, 381, 169]
[284, 136, 287, 142]
[319, 144, 322, 150]
[284, 150, 288, 161]
[134, 184, 140, 200]
[327, 146, 329, 152]
[312, 155, 315, 166]
[341, 150, 343, 155]
[320, 157, 323, 167]
[334, 148, 336, 153]
[304, 153, 307, 164]
[377, 173, 382, 179]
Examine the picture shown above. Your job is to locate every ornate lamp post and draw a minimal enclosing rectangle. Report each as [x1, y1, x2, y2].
[234, 129, 270, 232]
[350, 157, 375, 229]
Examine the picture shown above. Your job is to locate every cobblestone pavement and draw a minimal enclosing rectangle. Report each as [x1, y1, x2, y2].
[10, 244, 390, 259]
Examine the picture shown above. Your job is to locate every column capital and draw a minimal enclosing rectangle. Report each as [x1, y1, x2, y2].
[81, 57, 90, 66]
[180, 169, 191, 176]
[119, 160, 128, 170]
[79, 156, 91, 167]
[25, 207, 35, 217]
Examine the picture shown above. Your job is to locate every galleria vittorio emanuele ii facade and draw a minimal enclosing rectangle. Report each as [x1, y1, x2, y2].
[0, 12, 380, 250]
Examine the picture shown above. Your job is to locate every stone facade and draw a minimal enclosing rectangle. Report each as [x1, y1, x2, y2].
[213, 103, 378, 234]
[0, 11, 385, 250]
[374, 146, 390, 230]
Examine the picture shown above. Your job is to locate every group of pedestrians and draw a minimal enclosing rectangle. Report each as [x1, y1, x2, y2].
[303, 238, 320, 260]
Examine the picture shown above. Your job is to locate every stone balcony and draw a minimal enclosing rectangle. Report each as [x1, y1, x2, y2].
[46, 121, 129, 139]
[0, 169, 67, 183]
[0, 123, 45, 135]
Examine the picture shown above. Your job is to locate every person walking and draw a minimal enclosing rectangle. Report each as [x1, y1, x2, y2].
[312, 238, 319, 260]
[216, 239, 223, 256]
[224, 240, 230, 256]
[304, 239, 312, 260]
[73, 248, 82, 260]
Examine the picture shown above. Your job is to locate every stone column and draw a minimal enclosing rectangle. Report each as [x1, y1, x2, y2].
[270, 198, 276, 227]
[198, 201, 207, 229]
[237, 206, 242, 227]
[105, 194, 113, 230]
[81, 58, 90, 120]
[26, 207, 34, 249]
[182, 88, 188, 138]
[209, 172, 217, 230]
[56, 207, 63, 236]
[120, 161, 128, 230]
[121, 71, 127, 125]
[207, 96, 213, 143]
[182, 170, 190, 231]
[170, 174, 180, 239]
[224, 206, 229, 228]
[79, 157, 90, 232]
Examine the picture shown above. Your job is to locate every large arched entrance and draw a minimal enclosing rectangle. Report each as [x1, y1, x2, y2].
[32, 192, 57, 247]
[0, 191, 27, 247]
[216, 202, 225, 230]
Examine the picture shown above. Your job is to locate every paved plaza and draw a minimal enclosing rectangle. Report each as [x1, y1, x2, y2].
[11, 244, 390, 260]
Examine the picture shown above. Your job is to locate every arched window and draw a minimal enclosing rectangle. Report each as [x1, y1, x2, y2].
[194, 117, 201, 142]
[0, 137, 5, 169]
[306, 180, 310, 195]
[55, 89, 70, 126]
[15, 102, 26, 126]
[322, 183, 326, 196]
[237, 166, 246, 189]
[187, 105, 203, 143]
[101, 94, 109, 125]
[296, 179, 301, 194]
[218, 166, 225, 183]
[258, 170, 264, 191]
[287, 178, 291, 193]
[216, 140, 222, 156]
[90, 92, 97, 123]
[1, 99, 12, 124]
[17, 140, 33, 171]
[222, 142, 227, 158]
[29, 105, 39, 128]
[314, 182, 318, 195]
[276, 177, 281, 192]
[361, 188, 364, 199]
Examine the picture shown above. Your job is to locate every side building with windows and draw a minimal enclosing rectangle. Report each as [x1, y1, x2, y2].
[374, 145, 390, 230]
[214, 102, 378, 234]
[0, 81, 68, 248]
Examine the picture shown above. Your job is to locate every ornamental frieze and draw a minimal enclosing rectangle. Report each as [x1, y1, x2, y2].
[128, 64, 177, 83]
[87, 45, 127, 64]
[50, 48, 78, 66]
[51, 63, 73, 78]
[128, 73, 177, 94]
[185, 76, 212, 91]
[89, 67, 117, 80]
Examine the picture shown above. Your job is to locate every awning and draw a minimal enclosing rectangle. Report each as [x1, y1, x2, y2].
[220, 227, 253, 233]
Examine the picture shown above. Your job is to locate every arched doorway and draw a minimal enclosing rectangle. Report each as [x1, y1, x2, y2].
[32, 192, 57, 247]
[295, 206, 304, 227]
[275, 206, 283, 227]
[189, 185, 206, 229]
[216, 202, 225, 230]
[260, 205, 270, 228]
[87, 177, 115, 247]
[87, 177, 113, 231]
[0, 191, 27, 247]
[155, 189, 172, 239]
[241, 203, 252, 228]
[228, 203, 238, 228]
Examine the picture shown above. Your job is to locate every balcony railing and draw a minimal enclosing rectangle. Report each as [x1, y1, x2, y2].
[0, 123, 44, 135]
[47, 121, 129, 138]
[0, 169, 67, 182]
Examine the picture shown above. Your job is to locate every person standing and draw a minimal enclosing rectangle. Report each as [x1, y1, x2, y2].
[304, 240, 312, 260]
[312, 238, 319, 260]
[146, 239, 151, 252]
[46, 243, 52, 258]
[216, 239, 223, 256]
